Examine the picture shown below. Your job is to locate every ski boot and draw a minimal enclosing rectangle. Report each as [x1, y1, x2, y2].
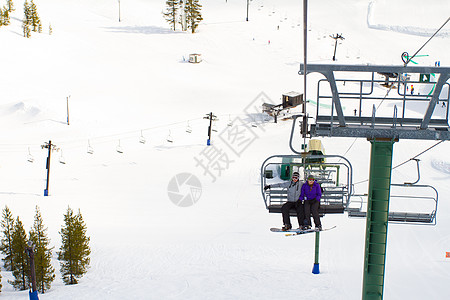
[302, 225, 311, 231]
[282, 225, 292, 231]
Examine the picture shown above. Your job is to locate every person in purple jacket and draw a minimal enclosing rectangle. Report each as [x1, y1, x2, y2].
[300, 174, 322, 230]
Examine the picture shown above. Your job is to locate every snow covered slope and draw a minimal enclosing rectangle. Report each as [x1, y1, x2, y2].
[0, 0, 449, 299]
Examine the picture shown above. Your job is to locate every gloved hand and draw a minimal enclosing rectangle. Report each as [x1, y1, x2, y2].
[264, 185, 271, 191]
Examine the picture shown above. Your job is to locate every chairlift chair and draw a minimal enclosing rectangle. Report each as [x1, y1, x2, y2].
[251, 117, 258, 127]
[261, 154, 353, 216]
[186, 122, 192, 133]
[87, 140, 94, 154]
[227, 115, 233, 127]
[116, 140, 124, 153]
[27, 147, 34, 163]
[139, 131, 146, 144]
[59, 150, 66, 164]
[167, 130, 173, 143]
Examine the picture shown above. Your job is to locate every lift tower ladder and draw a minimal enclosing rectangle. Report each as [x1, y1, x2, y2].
[299, 63, 450, 300]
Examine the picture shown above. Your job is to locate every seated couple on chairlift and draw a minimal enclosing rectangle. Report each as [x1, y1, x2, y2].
[265, 172, 322, 231]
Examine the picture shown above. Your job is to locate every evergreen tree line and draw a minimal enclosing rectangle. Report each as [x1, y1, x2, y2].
[0, 0, 47, 38]
[163, 0, 203, 33]
[0, 206, 90, 294]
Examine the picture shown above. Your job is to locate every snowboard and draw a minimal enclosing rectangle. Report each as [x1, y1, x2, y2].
[270, 226, 336, 236]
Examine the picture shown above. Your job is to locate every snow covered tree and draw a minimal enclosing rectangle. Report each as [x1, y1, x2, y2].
[29, 0, 41, 33]
[0, 6, 11, 26]
[58, 207, 91, 285]
[23, 22, 31, 37]
[184, 0, 203, 33]
[22, 0, 41, 37]
[163, 0, 179, 31]
[29, 206, 55, 293]
[22, 0, 31, 37]
[6, 0, 14, 12]
[8, 217, 30, 291]
[1, 206, 15, 271]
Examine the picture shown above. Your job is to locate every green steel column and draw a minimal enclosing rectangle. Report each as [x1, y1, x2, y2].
[362, 139, 395, 300]
[312, 231, 320, 274]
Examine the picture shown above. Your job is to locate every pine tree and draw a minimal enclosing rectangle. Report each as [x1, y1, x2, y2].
[29, 0, 41, 33]
[163, 0, 179, 31]
[8, 217, 30, 290]
[29, 206, 55, 293]
[3, 6, 10, 25]
[1, 206, 15, 271]
[58, 207, 91, 285]
[0, 6, 11, 26]
[184, 0, 203, 33]
[22, 0, 31, 37]
[6, 0, 14, 12]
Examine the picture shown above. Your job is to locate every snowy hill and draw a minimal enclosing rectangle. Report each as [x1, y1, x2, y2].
[0, 0, 450, 299]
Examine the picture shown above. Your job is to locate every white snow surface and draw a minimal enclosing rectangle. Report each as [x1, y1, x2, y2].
[1, 0, 450, 299]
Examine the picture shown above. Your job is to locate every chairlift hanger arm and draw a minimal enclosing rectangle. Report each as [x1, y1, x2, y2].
[402, 158, 421, 185]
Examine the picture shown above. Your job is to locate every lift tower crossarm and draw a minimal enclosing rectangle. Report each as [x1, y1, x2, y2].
[299, 63, 450, 139]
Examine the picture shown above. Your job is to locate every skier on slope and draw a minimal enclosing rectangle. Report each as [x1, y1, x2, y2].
[264, 172, 304, 231]
[300, 174, 322, 231]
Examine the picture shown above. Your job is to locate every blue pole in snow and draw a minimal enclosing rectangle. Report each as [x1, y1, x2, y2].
[29, 290, 39, 300]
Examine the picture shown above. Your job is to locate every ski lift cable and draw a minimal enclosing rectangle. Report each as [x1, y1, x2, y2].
[353, 140, 445, 186]
[392, 140, 444, 170]
[0, 113, 249, 152]
[339, 137, 358, 161]
[403, 17, 450, 67]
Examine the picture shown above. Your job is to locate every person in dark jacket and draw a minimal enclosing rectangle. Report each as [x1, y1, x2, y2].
[264, 172, 304, 231]
[300, 174, 322, 230]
